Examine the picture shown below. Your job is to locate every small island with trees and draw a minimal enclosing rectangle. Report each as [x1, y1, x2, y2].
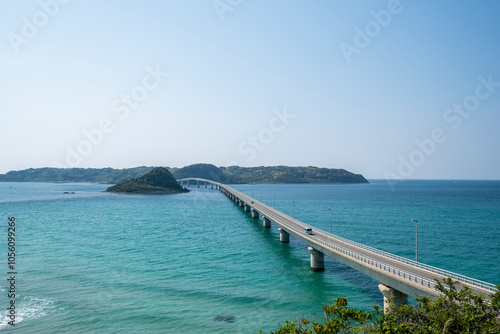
[106, 167, 188, 195]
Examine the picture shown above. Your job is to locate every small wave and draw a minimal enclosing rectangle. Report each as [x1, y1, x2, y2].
[0, 295, 55, 329]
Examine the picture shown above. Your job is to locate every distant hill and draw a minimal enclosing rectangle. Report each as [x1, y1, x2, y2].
[169, 164, 367, 184]
[106, 167, 188, 194]
[169, 163, 230, 183]
[107, 167, 154, 183]
[0, 164, 368, 184]
[0, 167, 153, 183]
[218, 165, 368, 184]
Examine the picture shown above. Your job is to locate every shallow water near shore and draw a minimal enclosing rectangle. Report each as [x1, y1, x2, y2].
[0, 180, 498, 333]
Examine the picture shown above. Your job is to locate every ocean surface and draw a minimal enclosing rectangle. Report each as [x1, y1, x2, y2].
[0, 180, 499, 333]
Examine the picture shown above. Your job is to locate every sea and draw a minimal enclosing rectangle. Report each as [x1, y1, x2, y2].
[0, 180, 499, 333]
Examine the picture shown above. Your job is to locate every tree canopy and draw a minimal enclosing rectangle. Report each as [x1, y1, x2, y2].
[106, 167, 188, 194]
[259, 278, 500, 334]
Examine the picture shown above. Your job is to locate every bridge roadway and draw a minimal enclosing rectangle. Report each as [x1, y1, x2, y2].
[178, 178, 498, 308]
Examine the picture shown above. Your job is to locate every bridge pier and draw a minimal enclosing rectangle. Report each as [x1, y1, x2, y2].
[205, 182, 207, 188]
[251, 209, 259, 219]
[308, 247, 324, 272]
[263, 217, 271, 228]
[239, 200, 244, 207]
[211, 184, 213, 189]
[279, 228, 289, 243]
[244, 204, 251, 212]
[378, 284, 408, 314]
[197, 180, 199, 188]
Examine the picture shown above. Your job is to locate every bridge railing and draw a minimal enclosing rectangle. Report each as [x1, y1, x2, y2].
[283, 221, 500, 294]
[277, 222, 440, 291]
[314, 235, 439, 291]
[222, 186, 499, 293]
[318, 230, 499, 292]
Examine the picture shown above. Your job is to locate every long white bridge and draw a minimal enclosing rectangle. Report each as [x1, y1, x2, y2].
[178, 178, 498, 311]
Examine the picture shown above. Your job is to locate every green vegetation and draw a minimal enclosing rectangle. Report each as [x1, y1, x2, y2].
[106, 167, 188, 194]
[107, 167, 154, 183]
[170, 163, 230, 183]
[0, 166, 153, 183]
[218, 166, 368, 184]
[258, 278, 500, 334]
[0, 164, 368, 184]
[170, 164, 368, 184]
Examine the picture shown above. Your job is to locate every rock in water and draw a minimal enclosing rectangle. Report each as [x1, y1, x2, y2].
[213, 315, 235, 323]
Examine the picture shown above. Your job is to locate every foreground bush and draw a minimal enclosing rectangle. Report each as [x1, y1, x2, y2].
[259, 278, 500, 334]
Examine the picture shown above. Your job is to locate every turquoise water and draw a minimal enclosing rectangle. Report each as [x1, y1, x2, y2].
[0, 180, 499, 333]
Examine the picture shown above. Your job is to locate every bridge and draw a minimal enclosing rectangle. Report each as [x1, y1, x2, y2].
[178, 178, 498, 311]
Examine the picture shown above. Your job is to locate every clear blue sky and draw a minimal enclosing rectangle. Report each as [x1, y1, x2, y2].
[1, 0, 499, 179]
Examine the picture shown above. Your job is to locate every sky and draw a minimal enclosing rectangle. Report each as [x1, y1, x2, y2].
[1, 0, 500, 180]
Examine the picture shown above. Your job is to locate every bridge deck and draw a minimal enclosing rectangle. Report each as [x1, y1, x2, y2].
[178, 178, 498, 299]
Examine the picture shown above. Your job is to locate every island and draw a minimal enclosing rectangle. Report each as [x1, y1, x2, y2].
[0, 164, 368, 184]
[106, 167, 189, 195]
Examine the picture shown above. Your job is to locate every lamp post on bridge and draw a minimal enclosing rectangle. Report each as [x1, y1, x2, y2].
[293, 201, 295, 218]
[328, 208, 332, 234]
[412, 219, 418, 262]
[273, 195, 276, 208]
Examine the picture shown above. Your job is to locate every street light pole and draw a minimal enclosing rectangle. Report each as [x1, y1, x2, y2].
[328, 208, 332, 234]
[273, 195, 276, 208]
[412, 219, 418, 262]
[293, 201, 295, 218]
